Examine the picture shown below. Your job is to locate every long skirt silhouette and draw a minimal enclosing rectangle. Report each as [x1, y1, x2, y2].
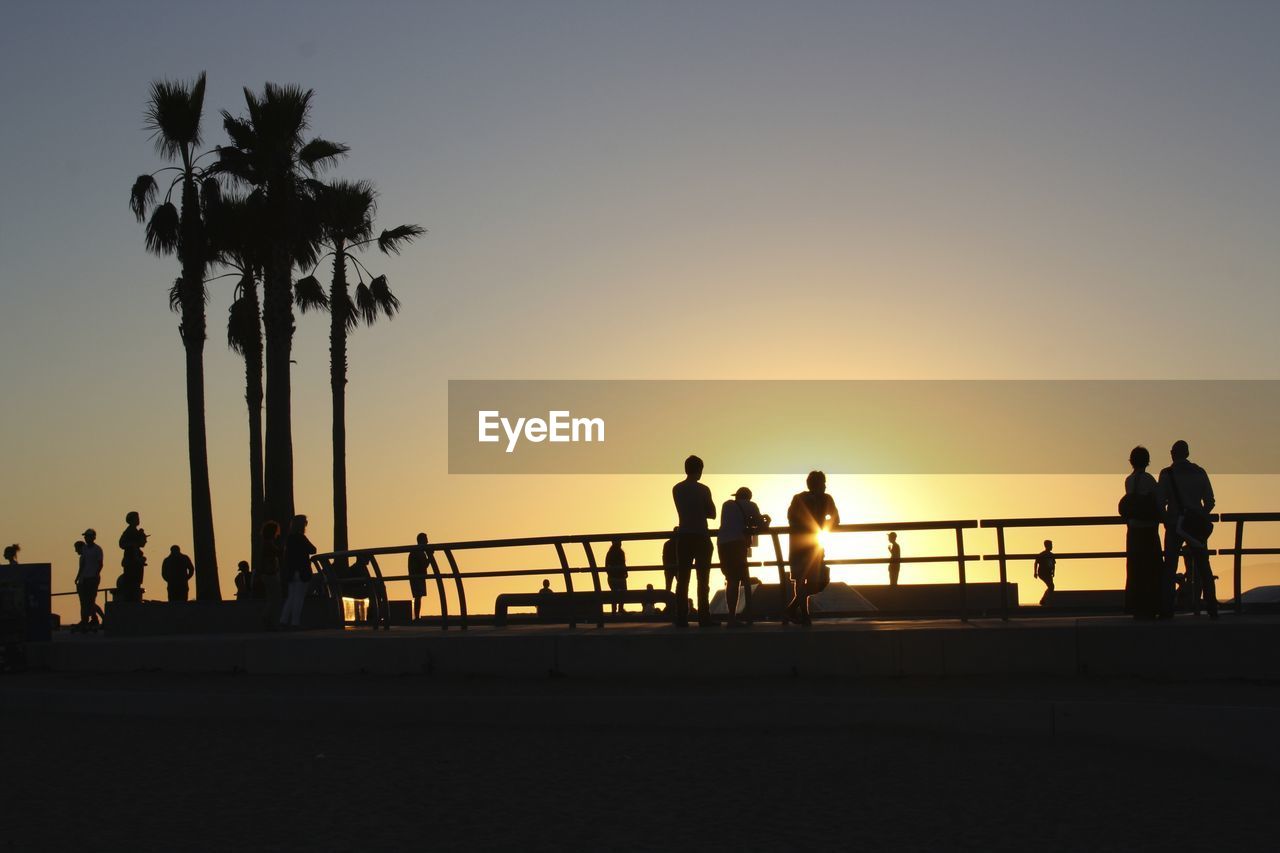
[1125, 526, 1162, 619]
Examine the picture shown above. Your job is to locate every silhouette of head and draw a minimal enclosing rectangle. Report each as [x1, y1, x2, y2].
[684, 455, 704, 479]
[541, 579, 551, 590]
[3, 544, 18, 562]
[83, 528, 97, 542]
[888, 532, 897, 542]
[237, 560, 250, 572]
[1129, 445, 1150, 470]
[170, 545, 181, 554]
[611, 538, 622, 548]
[1044, 539, 1053, 550]
[734, 487, 752, 501]
[416, 532, 429, 546]
[126, 511, 140, 526]
[806, 470, 826, 493]
[1171, 440, 1190, 461]
[289, 514, 308, 535]
[646, 583, 654, 591]
[260, 520, 279, 541]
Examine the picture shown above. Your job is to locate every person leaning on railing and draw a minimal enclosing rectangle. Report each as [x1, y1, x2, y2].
[279, 515, 316, 629]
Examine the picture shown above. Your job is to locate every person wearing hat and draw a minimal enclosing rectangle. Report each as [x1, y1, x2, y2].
[718, 486, 768, 627]
[75, 528, 106, 629]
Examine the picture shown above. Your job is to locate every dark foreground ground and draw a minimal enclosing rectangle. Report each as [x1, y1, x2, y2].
[2, 672, 1277, 852]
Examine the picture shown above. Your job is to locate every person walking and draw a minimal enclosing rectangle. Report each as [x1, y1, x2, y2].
[786, 471, 839, 626]
[1034, 540, 1056, 605]
[1120, 446, 1162, 619]
[718, 487, 765, 627]
[160, 545, 195, 603]
[407, 533, 431, 621]
[672, 455, 716, 628]
[604, 538, 628, 614]
[257, 521, 282, 628]
[279, 515, 316, 629]
[74, 530, 106, 630]
[887, 532, 902, 587]
[1157, 440, 1217, 619]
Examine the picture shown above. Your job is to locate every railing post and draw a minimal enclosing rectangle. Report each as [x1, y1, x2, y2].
[427, 550, 449, 630]
[368, 555, 390, 631]
[582, 541, 604, 628]
[956, 526, 968, 622]
[1234, 519, 1244, 616]
[554, 541, 577, 630]
[442, 548, 468, 631]
[770, 531, 788, 623]
[996, 525, 1009, 621]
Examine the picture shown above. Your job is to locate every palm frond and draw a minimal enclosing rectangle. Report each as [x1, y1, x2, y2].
[200, 176, 221, 218]
[129, 174, 158, 222]
[168, 277, 183, 312]
[368, 274, 401, 320]
[293, 275, 329, 313]
[145, 202, 181, 255]
[144, 72, 207, 159]
[299, 137, 349, 174]
[377, 224, 426, 255]
[226, 281, 260, 355]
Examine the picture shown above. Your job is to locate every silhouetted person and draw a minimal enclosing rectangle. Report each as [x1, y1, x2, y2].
[1158, 440, 1217, 619]
[887, 532, 901, 586]
[605, 538, 628, 614]
[3, 543, 19, 565]
[234, 560, 252, 600]
[117, 511, 148, 603]
[786, 471, 839, 626]
[661, 527, 679, 592]
[407, 532, 431, 621]
[1120, 445, 1162, 620]
[539, 579, 553, 594]
[161, 545, 195, 603]
[75, 531, 105, 630]
[719, 486, 766, 627]
[258, 521, 282, 628]
[1034, 540, 1055, 604]
[642, 583, 657, 615]
[672, 455, 716, 628]
[280, 515, 316, 629]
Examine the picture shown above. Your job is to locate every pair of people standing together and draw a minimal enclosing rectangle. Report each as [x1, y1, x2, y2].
[671, 456, 838, 628]
[1122, 440, 1217, 620]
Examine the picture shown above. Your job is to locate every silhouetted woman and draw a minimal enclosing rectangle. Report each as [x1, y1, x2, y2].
[258, 521, 282, 628]
[1121, 446, 1162, 620]
[118, 511, 148, 602]
[786, 471, 839, 625]
[605, 538, 628, 614]
[279, 515, 316, 629]
[3, 543, 19, 565]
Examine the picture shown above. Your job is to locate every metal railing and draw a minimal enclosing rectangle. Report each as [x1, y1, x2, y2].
[312, 519, 979, 630]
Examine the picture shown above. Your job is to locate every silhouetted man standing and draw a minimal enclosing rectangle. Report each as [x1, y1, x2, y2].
[887, 532, 902, 586]
[672, 455, 716, 627]
[1158, 440, 1217, 619]
[161, 545, 195, 603]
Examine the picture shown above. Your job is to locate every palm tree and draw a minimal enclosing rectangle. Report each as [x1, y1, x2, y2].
[295, 180, 424, 552]
[215, 84, 347, 529]
[128, 72, 221, 600]
[206, 192, 267, 568]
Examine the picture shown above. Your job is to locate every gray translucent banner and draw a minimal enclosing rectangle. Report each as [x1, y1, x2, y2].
[448, 380, 1280, 474]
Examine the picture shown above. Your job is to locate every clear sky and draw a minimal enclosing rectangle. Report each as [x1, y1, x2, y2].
[2, 1, 1278, 613]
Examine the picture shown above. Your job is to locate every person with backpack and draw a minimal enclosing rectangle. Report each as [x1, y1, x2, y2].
[1157, 440, 1217, 619]
[718, 487, 767, 627]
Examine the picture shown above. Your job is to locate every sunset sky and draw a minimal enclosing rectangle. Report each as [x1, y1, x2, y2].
[2, 1, 1278, 616]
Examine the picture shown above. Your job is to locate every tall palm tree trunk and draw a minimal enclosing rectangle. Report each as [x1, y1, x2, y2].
[329, 246, 349, 553]
[179, 175, 220, 600]
[243, 282, 266, 572]
[263, 249, 295, 529]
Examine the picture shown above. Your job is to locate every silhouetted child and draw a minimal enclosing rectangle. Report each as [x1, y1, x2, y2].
[642, 583, 657, 615]
[887, 532, 901, 586]
[605, 538, 627, 614]
[234, 560, 252, 600]
[1034, 540, 1056, 604]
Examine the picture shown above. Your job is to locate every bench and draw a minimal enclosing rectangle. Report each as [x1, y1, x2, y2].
[494, 589, 677, 627]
